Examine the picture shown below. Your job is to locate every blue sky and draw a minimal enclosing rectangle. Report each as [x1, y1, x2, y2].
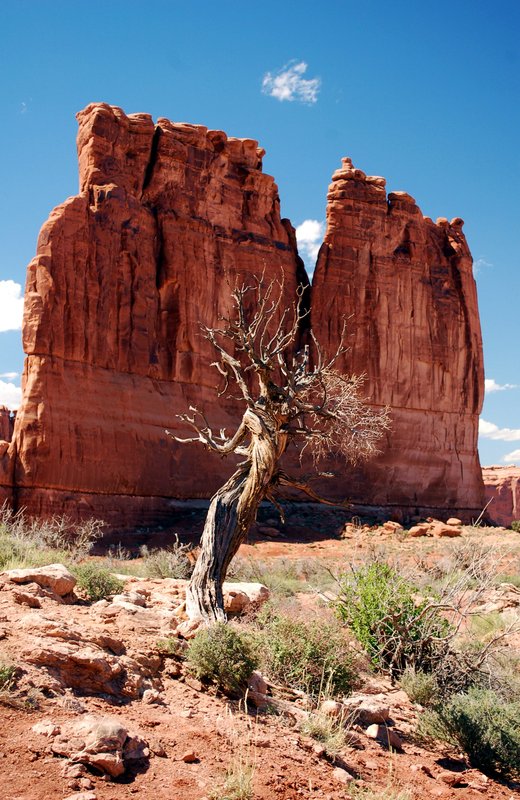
[0, 0, 519, 465]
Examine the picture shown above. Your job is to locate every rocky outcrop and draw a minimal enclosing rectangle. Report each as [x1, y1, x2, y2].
[311, 158, 484, 515]
[1, 107, 485, 525]
[4, 103, 306, 524]
[0, 406, 14, 442]
[482, 466, 520, 527]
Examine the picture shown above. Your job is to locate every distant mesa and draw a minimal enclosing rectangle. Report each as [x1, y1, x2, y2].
[0, 103, 488, 527]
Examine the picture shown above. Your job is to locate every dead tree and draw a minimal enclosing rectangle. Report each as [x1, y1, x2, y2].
[168, 279, 389, 622]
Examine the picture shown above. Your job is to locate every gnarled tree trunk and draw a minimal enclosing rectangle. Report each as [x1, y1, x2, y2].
[185, 405, 287, 622]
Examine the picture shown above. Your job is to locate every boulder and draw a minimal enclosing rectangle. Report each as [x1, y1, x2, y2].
[2, 563, 76, 596]
[51, 715, 148, 778]
[223, 582, 270, 613]
[341, 693, 391, 725]
[365, 723, 403, 751]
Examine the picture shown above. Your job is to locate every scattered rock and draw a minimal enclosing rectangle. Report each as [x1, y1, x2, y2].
[142, 689, 165, 705]
[430, 522, 461, 538]
[50, 715, 149, 778]
[248, 670, 268, 696]
[446, 517, 462, 526]
[342, 694, 391, 725]
[222, 582, 269, 614]
[332, 766, 355, 784]
[181, 750, 198, 763]
[365, 724, 403, 751]
[408, 524, 430, 537]
[2, 564, 76, 596]
[32, 720, 61, 737]
[319, 699, 344, 718]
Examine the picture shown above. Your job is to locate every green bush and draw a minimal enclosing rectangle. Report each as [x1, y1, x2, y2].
[186, 623, 258, 696]
[399, 667, 439, 706]
[0, 662, 16, 692]
[140, 537, 194, 579]
[299, 712, 346, 758]
[73, 562, 125, 601]
[511, 520, 520, 533]
[421, 688, 520, 780]
[255, 606, 356, 699]
[336, 562, 451, 678]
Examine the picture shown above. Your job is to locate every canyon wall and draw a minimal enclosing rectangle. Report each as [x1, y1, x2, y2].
[0, 105, 485, 526]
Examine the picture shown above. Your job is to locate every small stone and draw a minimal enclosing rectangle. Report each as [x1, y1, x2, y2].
[63, 793, 97, 800]
[32, 721, 60, 737]
[312, 743, 326, 758]
[319, 699, 344, 718]
[438, 771, 464, 786]
[342, 694, 390, 725]
[408, 525, 429, 537]
[446, 517, 462, 526]
[365, 724, 403, 751]
[181, 750, 198, 763]
[410, 763, 433, 777]
[332, 766, 355, 784]
[142, 689, 164, 705]
[248, 670, 268, 696]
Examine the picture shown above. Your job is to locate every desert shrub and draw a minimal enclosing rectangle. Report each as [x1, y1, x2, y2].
[496, 573, 520, 588]
[421, 688, 520, 780]
[399, 667, 439, 706]
[186, 623, 258, 696]
[299, 712, 346, 759]
[73, 562, 124, 601]
[0, 662, 16, 692]
[0, 504, 104, 566]
[140, 537, 194, 579]
[156, 637, 184, 656]
[210, 756, 254, 800]
[336, 562, 452, 679]
[227, 556, 332, 597]
[255, 605, 356, 699]
[511, 520, 520, 533]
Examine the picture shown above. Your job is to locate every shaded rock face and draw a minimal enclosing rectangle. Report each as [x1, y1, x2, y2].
[1, 107, 484, 525]
[0, 406, 14, 442]
[311, 158, 484, 513]
[483, 466, 520, 527]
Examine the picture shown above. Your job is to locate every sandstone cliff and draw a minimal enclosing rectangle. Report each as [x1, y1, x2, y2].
[2, 103, 306, 524]
[0, 106, 485, 525]
[483, 466, 520, 527]
[311, 158, 485, 514]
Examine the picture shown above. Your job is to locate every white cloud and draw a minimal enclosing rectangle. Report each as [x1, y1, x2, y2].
[262, 61, 321, 104]
[485, 378, 517, 393]
[473, 257, 493, 275]
[0, 379, 21, 410]
[479, 418, 520, 442]
[503, 448, 520, 464]
[0, 371, 18, 380]
[296, 219, 325, 269]
[0, 280, 24, 332]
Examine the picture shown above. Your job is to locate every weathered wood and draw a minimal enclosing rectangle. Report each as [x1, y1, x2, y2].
[174, 280, 389, 623]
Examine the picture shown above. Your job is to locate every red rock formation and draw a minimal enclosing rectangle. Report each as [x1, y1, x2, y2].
[3, 103, 305, 524]
[0, 406, 14, 443]
[311, 158, 485, 516]
[0, 111, 485, 526]
[482, 466, 520, 527]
